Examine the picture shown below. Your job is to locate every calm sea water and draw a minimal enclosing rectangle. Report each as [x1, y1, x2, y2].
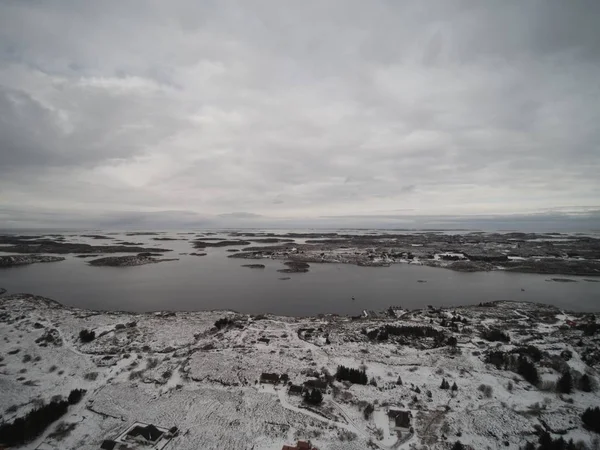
[1, 230, 599, 315]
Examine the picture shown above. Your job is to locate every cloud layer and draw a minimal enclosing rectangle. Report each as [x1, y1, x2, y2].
[1, 1, 599, 227]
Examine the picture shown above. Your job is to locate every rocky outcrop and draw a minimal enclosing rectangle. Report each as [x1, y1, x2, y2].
[241, 264, 266, 269]
[192, 240, 251, 249]
[87, 256, 178, 267]
[0, 255, 65, 268]
[277, 261, 310, 273]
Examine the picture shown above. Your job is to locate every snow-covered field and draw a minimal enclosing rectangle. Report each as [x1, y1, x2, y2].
[1, 293, 599, 449]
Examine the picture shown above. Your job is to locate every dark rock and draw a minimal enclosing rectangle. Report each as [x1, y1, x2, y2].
[227, 249, 240, 252]
[81, 235, 112, 240]
[0, 255, 65, 268]
[189, 252, 207, 256]
[278, 277, 291, 281]
[242, 264, 266, 269]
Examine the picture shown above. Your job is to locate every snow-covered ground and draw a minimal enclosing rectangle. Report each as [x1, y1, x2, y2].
[1, 294, 599, 450]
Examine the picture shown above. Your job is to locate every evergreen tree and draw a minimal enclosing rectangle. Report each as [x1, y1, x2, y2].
[396, 375, 403, 386]
[579, 374, 593, 392]
[303, 389, 323, 406]
[517, 356, 539, 386]
[451, 441, 465, 450]
[336, 365, 368, 385]
[557, 371, 573, 394]
[582, 407, 600, 433]
[451, 382, 458, 391]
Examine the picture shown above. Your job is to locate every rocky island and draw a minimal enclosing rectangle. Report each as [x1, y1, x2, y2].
[0, 293, 599, 450]
[229, 232, 600, 277]
[87, 255, 178, 267]
[0, 255, 66, 268]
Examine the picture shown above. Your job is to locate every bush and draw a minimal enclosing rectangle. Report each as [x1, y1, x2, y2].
[582, 407, 600, 433]
[478, 384, 493, 398]
[67, 389, 86, 405]
[83, 372, 98, 381]
[214, 318, 234, 330]
[79, 329, 95, 343]
[336, 365, 368, 385]
[482, 328, 510, 343]
[363, 403, 374, 420]
[0, 399, 69, 446]
[146, 357, 159, 369]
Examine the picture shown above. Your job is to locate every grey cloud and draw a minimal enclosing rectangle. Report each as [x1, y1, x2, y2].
[0, 0, 599, 226]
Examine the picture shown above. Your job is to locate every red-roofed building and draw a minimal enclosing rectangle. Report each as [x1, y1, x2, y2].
[281, 440, 318, 450]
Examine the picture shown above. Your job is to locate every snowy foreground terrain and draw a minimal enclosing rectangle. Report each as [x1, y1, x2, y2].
[0, 293, 599, 450]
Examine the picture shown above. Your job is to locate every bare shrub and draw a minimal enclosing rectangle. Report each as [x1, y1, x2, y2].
[477, 384, 493, 398]
[129, 370, 144, 380]
[146, 357, 159, 370]
[83, 372, 98, 381]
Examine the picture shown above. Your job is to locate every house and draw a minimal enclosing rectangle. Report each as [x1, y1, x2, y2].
[303, 379, 327, 392]
[388, 409, 412, 429]
[260, 373, 280, 384]
[127, 424, 163, 442]
[100, 440, 117, 450]
[288, 384, 303, 395]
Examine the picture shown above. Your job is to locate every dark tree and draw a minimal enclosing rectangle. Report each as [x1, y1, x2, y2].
[517, 356, 539, 386]
[481, 328, 510, 343]
[579, 374, 593, 392]
[336, 365, 368, 385]
[396, 376, 403, 386]
[363, 403, 374, 420]
[452, 441, 465, 450]
[440, 379, 450, 390]
[68, 389, 86, 405]
[0, 400, 69, 446]
[451, 382, 458, 391]
[582, 407, 600, 433]
[303, 389, 323, 406]
[557, 371, 573, 394]
[447, 336, 458, 347]
[79, 329, 95, 343]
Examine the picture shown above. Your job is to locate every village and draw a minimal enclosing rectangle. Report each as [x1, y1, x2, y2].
[1, 292, 599, 450]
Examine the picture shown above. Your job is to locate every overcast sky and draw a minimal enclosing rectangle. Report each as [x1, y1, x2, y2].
[1, 1, 599, 229]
